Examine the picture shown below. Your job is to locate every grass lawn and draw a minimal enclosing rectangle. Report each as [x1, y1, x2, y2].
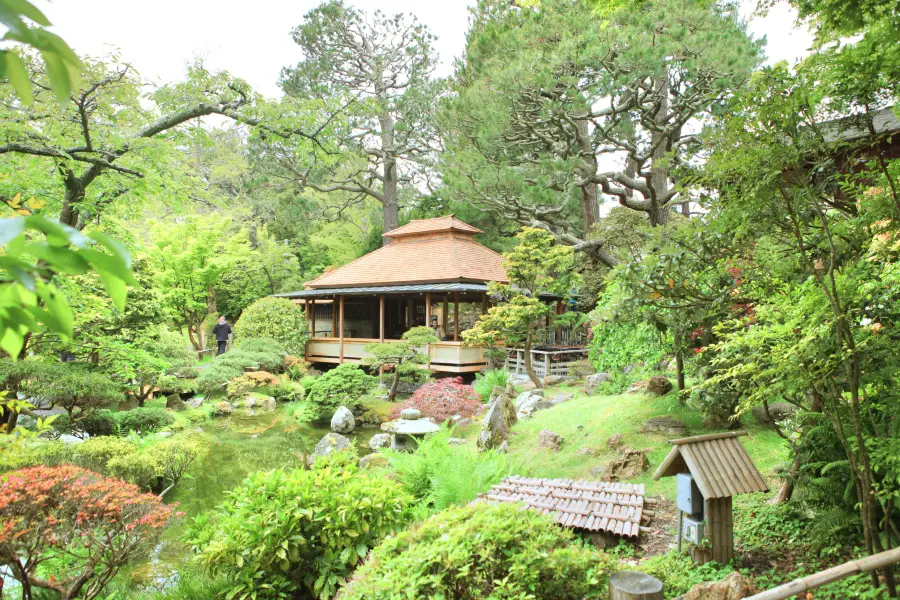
[498, 384, 787, 500]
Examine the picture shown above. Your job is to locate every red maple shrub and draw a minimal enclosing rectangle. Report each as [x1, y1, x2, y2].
[0, 465, 177, 600]
[391, 377, 482, 423]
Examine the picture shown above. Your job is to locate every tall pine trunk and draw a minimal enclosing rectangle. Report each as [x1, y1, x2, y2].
[379, 108, 399, 242]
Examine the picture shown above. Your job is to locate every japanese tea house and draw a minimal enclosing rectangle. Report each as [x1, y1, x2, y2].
[276, 215, 582, 374]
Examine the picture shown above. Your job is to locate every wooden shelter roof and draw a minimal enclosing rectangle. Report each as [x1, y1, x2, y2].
[304, 216, 508, 289]
[474, 476, 650, 538]
[652, 431, 769, 499]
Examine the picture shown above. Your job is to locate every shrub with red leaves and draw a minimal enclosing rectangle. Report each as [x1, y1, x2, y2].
[0, 465, 176, 600]
[391, 377, 482, 423]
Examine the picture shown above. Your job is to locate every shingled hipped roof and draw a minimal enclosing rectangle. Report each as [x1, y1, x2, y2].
[652, 431, 769, 499]
[305, 216, 508, 289]
[475, 477, 650, 538]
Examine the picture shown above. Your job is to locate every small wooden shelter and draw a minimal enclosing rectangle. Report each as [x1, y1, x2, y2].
[652, 431, 768, 563]
[277, 216, 577, 373]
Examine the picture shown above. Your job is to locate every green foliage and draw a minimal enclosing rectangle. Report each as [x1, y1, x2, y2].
[588, 315, 670, 376]
[302, 364, 374, 420]
[364, 326, 438, 401]
[23, 364, 123, 420]
[196, 363, 243, 397]
[56, 408, 118, 437]
[115, 407, 174, 435]
[384, 426, 514, 510]
[269, 378, 305, 403]
[340, 503, 614, 600]
[100, 569, 230, 600]
[463, 228, 581, 386]
[473, 368, 510, 402]
[637, 552, 734, 599]
[233, 297, 308, 357]
[186, 465, 414, 600]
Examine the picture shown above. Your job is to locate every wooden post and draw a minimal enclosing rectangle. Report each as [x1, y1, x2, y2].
[305, 300, 311, 334]
[339, 295, 345, 364]
[443, 296, 449, 332]
[379, 295, 385, 342]
[544, 353, 550, 380]
[310, 298, 316, 337]
[481, 294, 488, 315]
[706, 496, 734, 564]
[677, 510, 684, 554]
[406, 298, 413, 330]
[425, 293, 431, 325]
[609, 572, 663, 600]
[331, 299, 337, 337]
[453, 292, 460, 342]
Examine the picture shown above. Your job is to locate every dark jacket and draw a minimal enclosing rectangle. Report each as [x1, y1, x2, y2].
[213, 322, 232, 342]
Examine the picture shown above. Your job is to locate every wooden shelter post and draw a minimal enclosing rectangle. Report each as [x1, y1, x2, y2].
[331, 298, 337, 337]
[309, 298, 316, 337]
[443, 296, 449, 333]
[425, 293, 432, 325]
[339, 295, 345, 364]
[481, 294, 487, 315]
[706, 497, 734, 563]
[379, 295, 385, 342]
[304, 300, 311, 334]
[453, 292, 460, 341]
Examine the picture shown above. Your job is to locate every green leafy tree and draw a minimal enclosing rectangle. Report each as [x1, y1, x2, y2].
[278, 0, 441, 237]
[364, 326, 437, 401]
[441, 0, 760, 262]
[23, 364, 123, 421]
[150, 216, 251, 351]
[463, 228, 580, 387]
[233, 297, 308, 357]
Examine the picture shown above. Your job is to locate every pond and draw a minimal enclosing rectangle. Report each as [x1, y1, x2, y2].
[140, 407, 380, 585]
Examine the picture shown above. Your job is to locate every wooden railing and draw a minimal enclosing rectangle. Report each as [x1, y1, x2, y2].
[745, 547, 900, 600]
[306, 337, 488, 373]
[505, 347, 589, 378]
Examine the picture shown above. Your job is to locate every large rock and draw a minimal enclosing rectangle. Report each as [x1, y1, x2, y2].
[359, 453, 389, 470]
[538, 429, 563, 451]
[606, 433, 625, 449]
[331, 406, 356, 434]
[211, 401, 233, 417]
[368, 433, 391, 451]
[166, 394, 187, 412]
[674, 573, 760, 600]
[628, 376, 673, 396]
[752, 402, 798, 425]
[583, 372, 612, 395]
[605, 448, 649, 480]
[307, 433, 351, 467]
[187, 396, 204, 409]
[551, 392, 574, 405]
[543, 375, 565, 386]
[477, 386, 517, 451]
[641, 416, 688, 437]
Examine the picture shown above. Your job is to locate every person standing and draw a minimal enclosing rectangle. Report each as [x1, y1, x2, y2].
[213, 316, 231, 355]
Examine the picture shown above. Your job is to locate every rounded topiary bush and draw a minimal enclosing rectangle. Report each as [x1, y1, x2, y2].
[186, 465, 413, 600]
[340, 503, 614, 600]
[115, 407, 174, 434]
[303, 363, 375, 421]
[234, 297, 309, 357]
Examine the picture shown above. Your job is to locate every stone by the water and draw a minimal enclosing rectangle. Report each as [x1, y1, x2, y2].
[331, 406, 356, 434]
[307, 433, 351, 467]
[368, 433, 391, 451]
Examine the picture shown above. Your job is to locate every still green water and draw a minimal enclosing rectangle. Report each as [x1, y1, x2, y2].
[141, 407, 379, 584]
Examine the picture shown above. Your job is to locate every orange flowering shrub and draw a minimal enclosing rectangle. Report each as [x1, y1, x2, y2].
[0, 465, 177, 600]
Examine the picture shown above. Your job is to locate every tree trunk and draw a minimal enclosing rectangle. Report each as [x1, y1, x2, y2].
[388, 367, 401, 402]
[523, 331, 541, 388]
[576, 119, 599, 234]
[774, 455, 801, 503]
[675, 349, 685, 391]
[5, 409, 19, 435]
[649, 75, 670, 227]
[379, 108, 399, 242]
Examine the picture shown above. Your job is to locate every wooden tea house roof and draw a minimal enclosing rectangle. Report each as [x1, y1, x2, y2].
[303, 215, 509, 289]
[652, 431, 769, 499]
[474, 476, 652, 538]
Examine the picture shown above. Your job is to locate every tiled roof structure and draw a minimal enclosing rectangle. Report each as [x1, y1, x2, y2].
[652, 431, 769, 499]
[306, 215, 508, 289]
[475, 476, 650, 538]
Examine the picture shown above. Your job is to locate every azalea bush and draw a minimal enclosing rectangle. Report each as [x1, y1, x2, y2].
[233, 297, 309, 356]
[391, 377, 481, 423]
[340, 503, 614, 600]
[0, 465, 176, 600]
[186, 464, 414, 600]
[302, 363, 374, 420]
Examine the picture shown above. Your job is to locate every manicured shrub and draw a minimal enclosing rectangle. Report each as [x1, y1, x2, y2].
[340, 503, 614, 600]
[384, 426, 513, 509]
[391, 377, 482, 423]
[196, 363, 243, 396]
[24, 364, 123, 419]
[473, 369, 511, 402]
[186, 465, 413, 600]
[303, 364, 375, 420]
[79, 408, 119, 437]
[233, 297, 309, 357]
[115, 407, 174, 434]
[226, 371, 281, 398]
[0, 465, 175, 600]
[236, 337, 285, 355]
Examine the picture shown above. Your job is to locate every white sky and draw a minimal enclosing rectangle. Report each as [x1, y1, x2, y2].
[28, 0, 814, 99]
